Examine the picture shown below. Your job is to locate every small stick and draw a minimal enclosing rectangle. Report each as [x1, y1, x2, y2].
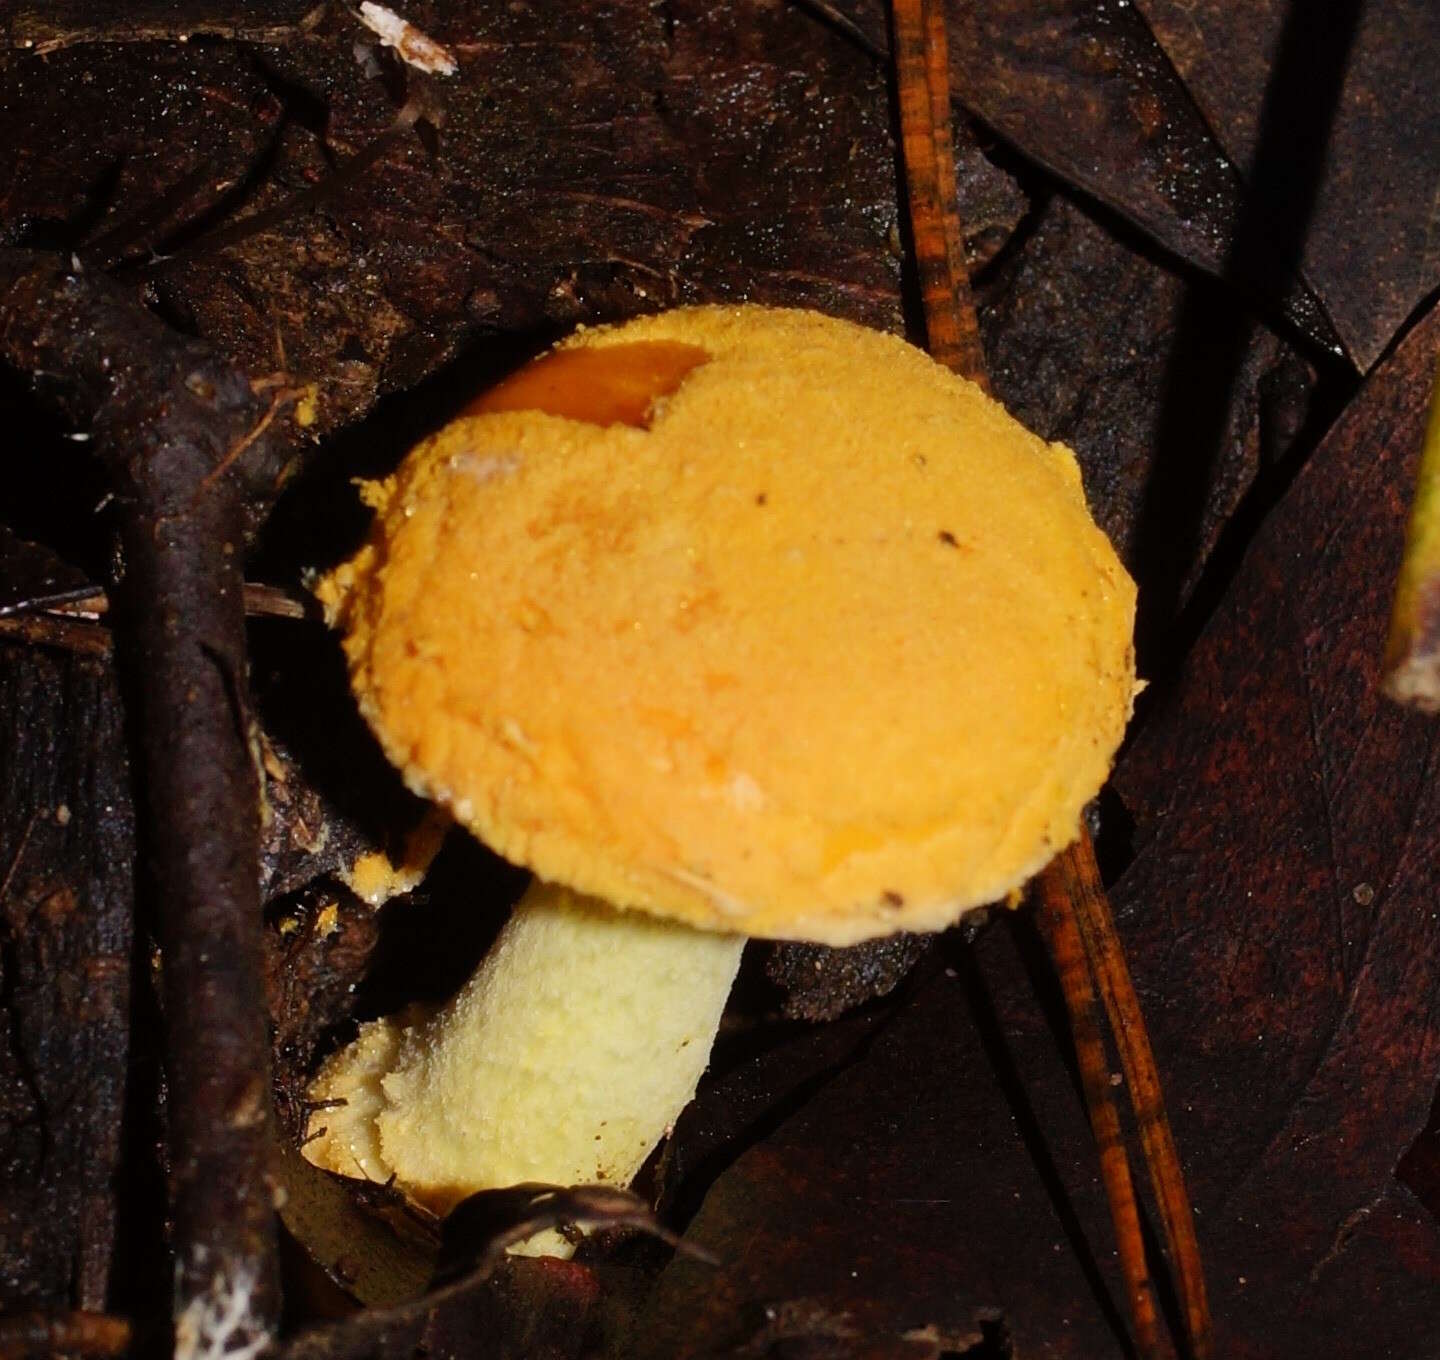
[1383, 350, 1440, 710]
[0, 1310, 132, 1360]
[1035, 866, 1162, 1360]
[1, 581, 311, 623]
[888, 6, 1211, 1354]
[1055, 832, 1213, 1358]
[0, 610, 113, 656]
[890, 0, 988, 386]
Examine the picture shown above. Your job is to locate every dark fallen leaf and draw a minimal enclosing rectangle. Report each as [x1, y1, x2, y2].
[1137, 0, 1440, 370]
[979, 193, 1317, 632]
[0, 40, 282, 260]
[1107, 300, 1440, 1355]
[625, 944, 1126, 1359]
[283, 1254, 600, 1360]
[655, 991, 904, 1224]
[275, 1143, 436, 1309]
[945, 122, 1032, 274]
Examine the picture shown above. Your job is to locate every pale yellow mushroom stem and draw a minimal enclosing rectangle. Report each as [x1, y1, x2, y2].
[304, 879, 744, 1255]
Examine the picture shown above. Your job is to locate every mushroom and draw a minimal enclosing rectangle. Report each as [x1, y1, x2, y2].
[303, 305, 1136, 1250]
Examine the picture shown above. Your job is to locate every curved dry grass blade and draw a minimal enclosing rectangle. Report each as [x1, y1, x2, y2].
[0, 581, 310, 623]
[1384, 349, 1440, 710]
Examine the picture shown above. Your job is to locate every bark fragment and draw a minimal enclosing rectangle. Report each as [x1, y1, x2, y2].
[0, 644, 132, 1313]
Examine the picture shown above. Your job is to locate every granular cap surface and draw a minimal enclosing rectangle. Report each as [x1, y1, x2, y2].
[321, 306, 1136, 944]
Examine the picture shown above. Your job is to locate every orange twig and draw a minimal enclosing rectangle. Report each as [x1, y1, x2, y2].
[1035, 863, 1163, 1359]
[889, 3, 1211, 1354]
[890, 0, 988, 387]
[1052, 832, 1213, 1359]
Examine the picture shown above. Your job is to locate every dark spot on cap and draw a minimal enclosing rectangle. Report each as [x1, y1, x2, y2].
[756, 491, 768, 506]
[881, 890, 904, 908]
[938, 530, 959, 548]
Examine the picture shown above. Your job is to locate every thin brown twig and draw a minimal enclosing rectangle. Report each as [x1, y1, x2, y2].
[890, 0, 988, 385]
[0, 1310, 132, 1360]
[890, 0, 1161, 1342]
[921, 0, 989, 395]
[1034, 868, 1163, 1359]
[888, 5, 1211, 1354]
[0, 252, 284, 1354]
[1055, 832, 1213, 1359]
[244, 580, 311, 620]
[2, 581, 311, 624]
[0, 612, 113, 656]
